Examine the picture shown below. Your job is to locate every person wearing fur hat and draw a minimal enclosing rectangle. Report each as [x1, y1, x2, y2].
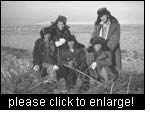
[50, 15, 85, 49]
[88, 7, 122, 80]
[49, 15, 71, 49]
[90, 38, 116, 82]
[57, 35, 89, 91]
[32, 27, 58, 78]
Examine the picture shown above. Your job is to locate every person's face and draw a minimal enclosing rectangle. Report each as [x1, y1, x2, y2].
[67, 41, 75, 49]
[44, 34, 50, 43]
[100, 14, 108, 23]
[94, 44, 102, 52]
[57, 21, 64, 30]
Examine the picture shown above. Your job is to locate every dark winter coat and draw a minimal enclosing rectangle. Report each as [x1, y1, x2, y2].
[32, 38, 57, 71]
[93, 49, 118, 80]
[59, 47, 86, 68]
[94, 50, 112, 68]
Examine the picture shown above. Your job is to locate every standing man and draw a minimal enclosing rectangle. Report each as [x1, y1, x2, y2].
[88, 7, 121, 80]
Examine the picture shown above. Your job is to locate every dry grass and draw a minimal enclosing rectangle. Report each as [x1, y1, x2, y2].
[1, 46, 144, 94]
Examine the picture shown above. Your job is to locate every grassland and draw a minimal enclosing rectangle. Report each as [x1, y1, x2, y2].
[1, 46, 144, 94]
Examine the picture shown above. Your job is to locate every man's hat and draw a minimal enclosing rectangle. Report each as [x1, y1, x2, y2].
[93, 37, 110, 50]
[42, 27, 53, 34]
[97, 7, 111, 17]
[55, 15, 67, 25]
[93, 37, 107, 46]
[40, 27, 53, 38]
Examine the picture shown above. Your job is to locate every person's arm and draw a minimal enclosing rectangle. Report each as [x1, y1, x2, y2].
[87, 25, 99, 53]
[32, 39, 42, 66]
[59, 50, 68, 65]
[107, 23, 120, 51]
[90, 25, 99, 44]
[53, 54, 58, 65]
[77, 49, 87, 67]
[96, 52, 112, 67]
[65, 28, 71, 40]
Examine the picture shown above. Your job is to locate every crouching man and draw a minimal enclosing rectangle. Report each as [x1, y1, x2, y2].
[90, 38, 116, 82]
[56, 35, 89, 91]
[32, 27, 59, 80]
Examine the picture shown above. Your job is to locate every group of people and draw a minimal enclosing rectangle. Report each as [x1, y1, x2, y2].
[32, 7, 122, 91]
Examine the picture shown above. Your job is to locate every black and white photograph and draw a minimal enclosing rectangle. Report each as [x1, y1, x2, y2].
[1, 1, 144, 96]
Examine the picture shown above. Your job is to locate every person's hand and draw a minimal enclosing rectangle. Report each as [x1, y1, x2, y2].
[52, 65, 59, 71]
[90, 62, 97, 70]
[55, 38, 66, 47]
[55, 41, 61, 47]
[33, 65, 39, 71]
[68, 61, 74, 67]
[59, 38, 66, 44]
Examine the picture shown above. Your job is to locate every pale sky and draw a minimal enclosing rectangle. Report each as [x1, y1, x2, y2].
[1, 1, 144, 25]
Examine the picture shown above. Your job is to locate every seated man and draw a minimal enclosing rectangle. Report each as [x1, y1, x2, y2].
[32, 27, 59, 79]
[90, 38, 116, 82]
[57, 35, 89, 90]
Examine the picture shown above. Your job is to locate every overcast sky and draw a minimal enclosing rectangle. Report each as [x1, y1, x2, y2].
[1, 1, 144, 25]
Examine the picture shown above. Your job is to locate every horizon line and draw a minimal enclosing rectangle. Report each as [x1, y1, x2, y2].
[1, 22, 144, 26]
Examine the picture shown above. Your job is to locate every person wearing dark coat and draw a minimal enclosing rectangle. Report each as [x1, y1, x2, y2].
[32, 27, 58, 78]
[88, 7, 122, 80]
[50, 15, 85, 49]
[57, 35, 89, 90]
[90, 38, 117, 81]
